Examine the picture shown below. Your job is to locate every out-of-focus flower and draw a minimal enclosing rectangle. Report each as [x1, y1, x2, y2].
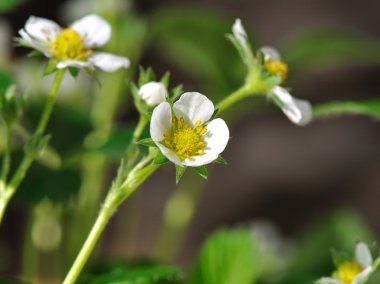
[232, 18, 248, 49]
[18, 14, 130, 72]
[138, 81, 167, 107]
[150, 92, 229, 167]
[316, 242, 380, 284]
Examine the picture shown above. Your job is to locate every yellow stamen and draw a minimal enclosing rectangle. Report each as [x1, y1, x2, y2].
[265, 59, 288, 84]
[337, 261, 363, 284]
[51, 28, 91, 60]
[162, 117, 207, 161]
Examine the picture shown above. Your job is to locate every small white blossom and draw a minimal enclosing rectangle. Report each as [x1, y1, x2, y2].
[18, 14, 130, 72]
[271, 86, 312, 126]
[150, 92, 229, 167]
[259, 46, 281, 61]
[138, 82, 167, 107]
[317, 242, 377, 284]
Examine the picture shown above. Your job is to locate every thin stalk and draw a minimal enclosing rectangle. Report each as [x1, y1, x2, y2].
[0, 69, 65, 224]
[63, 155, 159, 284]
[1, 123, 11, 183]
[216, 85, 251, 113]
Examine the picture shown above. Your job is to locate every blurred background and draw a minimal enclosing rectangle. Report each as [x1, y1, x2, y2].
[1, 0, 380, 283]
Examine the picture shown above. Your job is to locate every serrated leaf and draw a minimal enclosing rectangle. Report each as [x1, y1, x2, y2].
[313, 99, 380, 121]
[153, 153, 169, 165]
[214, 156, 227, 165]
[175, 165, 186, 184]
[43, 58, 58, 76]
[194, 166, 208, 180]
[137, 138, 156, 148]
[68, 67, 80, 78]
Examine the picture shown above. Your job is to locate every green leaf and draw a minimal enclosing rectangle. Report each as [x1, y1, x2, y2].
[79, 261, 182, 284]
[68, 67, 80, 78]
[137, 138, 157, 148]
[313, 99, 380, 121]
[153, 153, 169, 165]
[187, 228, 258, 284]
[194, 166, 208, 180]
[161, 71, 170, 88]
[0, 70, 13, 91]
[43, 58, 58, 76]
[214, 156, 228, 165]
[0, 0, 24, 11]
[97, 126, 135, 158]
[175, 165, 187, 184]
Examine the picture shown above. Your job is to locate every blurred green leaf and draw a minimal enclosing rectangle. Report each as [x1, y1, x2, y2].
[152, 6, 245, 99]
[313, 99, 380, 121]
[187, 228, 258, 284]
[80, 260, 182, 284]
[97, 126, 135, 158]
[0, 0, 24, 12]
[0, 70, 13, 91]
[283, 30, 380, 72]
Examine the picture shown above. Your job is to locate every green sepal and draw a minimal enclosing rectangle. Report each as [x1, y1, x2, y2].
[68, 67, 80, 79]
[138, 66, 156, 87]
[160, 71, 170, 88]
[84, 67, 101, 87]
[153, 153, 169, 165]
[43, 58, 58, 76]
[137, 138, 157, 148]
[27, 50, 43, 58]
[170, 84, 183, 101]
[210, 108, 219, 120]
[331, 248, 350, 267]
[194, 166, 208, 180]
[257, 50, 265, 66]
[214, 156, 228, 165]
[130, 82, 146, 114]
[175, 165, 187, 184]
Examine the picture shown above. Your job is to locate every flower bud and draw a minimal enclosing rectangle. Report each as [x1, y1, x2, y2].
[138, 81, 167, 107]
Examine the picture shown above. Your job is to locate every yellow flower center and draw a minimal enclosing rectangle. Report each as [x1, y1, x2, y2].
[51, 28, 91, 60]
[265, 59, 288, 84]
[338, 261, 363, 284]
[162, 117, 207, 161]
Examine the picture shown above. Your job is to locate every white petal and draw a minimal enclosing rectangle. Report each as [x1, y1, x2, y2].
[156, 144, 184, 166]
[271, 86, 312, 126]
[182, 118, 229, 167]
[352, 267, 373, 284]
[56, 60, 92, 69]
[87, 52, 130, 72]
[355, 242, 373, 268]
[260, 46, 281, 61]
[150, 102, 172, 142]
[232, 18, 248, 48]
[71, 14, 111, 48]
[139, 82, 167, 106]
[173, 92, 214, 125]
[18, 29, 52, 57]
[315, 278, 342, 284]
[24, 16, 60, 43]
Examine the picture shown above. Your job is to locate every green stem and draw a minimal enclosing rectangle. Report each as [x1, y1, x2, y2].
[0, 69, 64, 224]
[63, 155, 159, 284]
[133, 115, 147, 141]
[1, 123, 11, 183]
[216, 85, 251, 113]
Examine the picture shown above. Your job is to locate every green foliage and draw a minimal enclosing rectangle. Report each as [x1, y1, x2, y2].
[187, 228, 258, 284]
[313, 99, 380, 121]
[283, 30, 380, 72]
[43, 58, 58, 76]
[194, 166, 208, 180]
[0, 0, 24, 11]
[79, 261, 182, 284]
[153, 153, 169, 165]
[97, 126, 136, 158]
[0, 85, 26, 125]
[0, 70, 13, 90]
[175, 165, 186, 184]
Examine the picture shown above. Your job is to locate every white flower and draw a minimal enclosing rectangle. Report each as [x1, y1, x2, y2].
[259, 46, 281, 62]
[270, 86, 312, 126]
[232, 18, 248, 48]
[317, 242, 376, 284]
[138, 82, 167, 107]
[18, 14, 130, 72]
[150, 92, 229, 167]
